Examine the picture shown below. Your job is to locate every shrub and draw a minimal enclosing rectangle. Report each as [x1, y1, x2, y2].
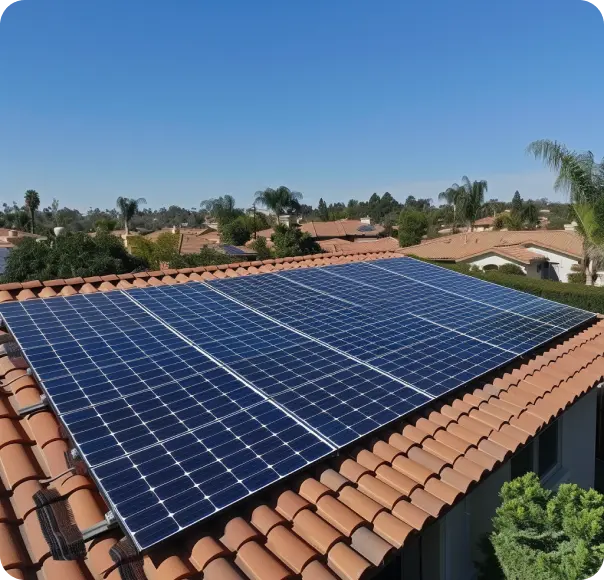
[249, 236, 273, 260]
[1, 232, 146, 283]
[271, 225, 322, 258]
[220, 216, 252, 246]
[168, 247, 237, 269]
[128, 232, 181, 269]
[567, 272, 587, 284]
[498, 264, 526, 276]
[489, 473, 604, 580]
[483, 264, 499, 271]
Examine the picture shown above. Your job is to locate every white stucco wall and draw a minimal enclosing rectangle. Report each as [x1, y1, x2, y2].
[524, 245, 580, 283]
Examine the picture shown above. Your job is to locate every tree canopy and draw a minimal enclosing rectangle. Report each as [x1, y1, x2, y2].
[528, 139, 604, 284]
[398, 210, 428, 247]
[1, 232, 146, 283]
[116, 197, 146, 235]
[254, 186, 302, 218]
[24, 190, 40, 234]
[270, 224, 322, 258]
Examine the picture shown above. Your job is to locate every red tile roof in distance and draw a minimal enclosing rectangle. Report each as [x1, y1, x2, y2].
[0, 248, 602, 580]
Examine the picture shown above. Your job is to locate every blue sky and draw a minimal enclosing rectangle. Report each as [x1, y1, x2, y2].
[0, 0, 602, 211]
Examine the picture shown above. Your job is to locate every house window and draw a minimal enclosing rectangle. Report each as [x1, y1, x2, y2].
[511, 440, 534, 479]
[538, 421, 560, 477]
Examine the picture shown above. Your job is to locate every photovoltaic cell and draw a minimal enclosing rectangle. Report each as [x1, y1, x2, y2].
[127, 284, 430, 445]
[373, 258, 594, 329]
[207, 258, 595, 397]
[0, 293, 333, 550]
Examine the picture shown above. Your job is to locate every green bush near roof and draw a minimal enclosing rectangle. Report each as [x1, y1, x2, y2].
[411, 257, 604, 314]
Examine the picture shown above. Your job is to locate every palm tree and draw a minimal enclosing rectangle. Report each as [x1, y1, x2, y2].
[254, 186, 303, 220]
[24, 190, 40, 234]
[442, 177, 488, 231]
[438, 188, 462, 227]
[527, 139, 604, 284]
[116, 197, 146, 235]
[200, 195, 238, 225]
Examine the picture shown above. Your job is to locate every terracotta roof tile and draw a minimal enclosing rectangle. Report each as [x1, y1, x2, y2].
[204, 557, 245, 579]
[315, 495, 365, 537]
[235, 540, 294, 580]
[327, 542, 372, 580]
[301, 560, 338, 579]
[265, 525, 319, 573]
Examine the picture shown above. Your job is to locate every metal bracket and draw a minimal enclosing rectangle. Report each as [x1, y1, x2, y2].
[81, 511, 117, 542]
[18, 394, 49, 416]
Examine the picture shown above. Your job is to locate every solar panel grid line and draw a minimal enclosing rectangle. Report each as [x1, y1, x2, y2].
[91, 400, 332, 550]
[369, 258, 594, 329]
[126, 284, 430, 446]
[121, 289, 338, 451]
[277, 269, 523, 356]
[202, 280, 435, 401]
[208, 272, 514, 395]
[277, 264, 586, 355]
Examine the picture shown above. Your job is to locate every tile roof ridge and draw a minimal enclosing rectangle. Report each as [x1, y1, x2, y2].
[0, 249, 403, 302]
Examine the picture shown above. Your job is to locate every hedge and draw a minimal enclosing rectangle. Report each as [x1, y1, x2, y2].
[420, 259, 604, 314]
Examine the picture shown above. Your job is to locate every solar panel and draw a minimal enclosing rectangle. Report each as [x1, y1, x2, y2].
[221, 245, 249, 255]
[127, 284, 430, 445]
[207, 258, 596, 397]
[372, 258, 593, 328]
[0, 292, 334, 550]
[0, 256, 595, 552]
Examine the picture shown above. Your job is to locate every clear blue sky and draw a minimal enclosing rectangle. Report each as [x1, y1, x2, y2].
[1, 0, 602, 211]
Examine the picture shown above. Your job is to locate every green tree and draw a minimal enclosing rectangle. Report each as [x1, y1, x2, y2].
[200, 195, 240, 225]
[128, 232, 182, 269]
[249, 236, 272, 260]
[523, 200, 539, 229]
[527, 139, 604, 284]
[444, 177, 488, 230]
[116, 197, 146, 235]
[398, 210, 428, 247]
[505, 213, 525, 231]
[254, 186, 302, 219]
[1, 232, 146, 283]
[220, 216, 252, 245]
[24, 190, 40, 234]
[94, 218, 118, 232]
[490, 473, 604, 580]
[271, 224, 322, 257]
[439, 187, 463, 227]
[317, 198, 329, 221]
[511, 191, 524, 216]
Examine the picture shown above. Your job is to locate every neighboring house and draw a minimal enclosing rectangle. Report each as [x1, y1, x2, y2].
[472, 216, 495, 232]
[255, 217, 385, 245]
[0, 248, 601, 580]
[318, 237, 399, 254]
[143, 227, 221, 254]
[401, 230, 583, 282]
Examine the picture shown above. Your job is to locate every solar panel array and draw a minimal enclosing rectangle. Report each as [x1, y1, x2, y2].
[0, 257, 595, 551]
